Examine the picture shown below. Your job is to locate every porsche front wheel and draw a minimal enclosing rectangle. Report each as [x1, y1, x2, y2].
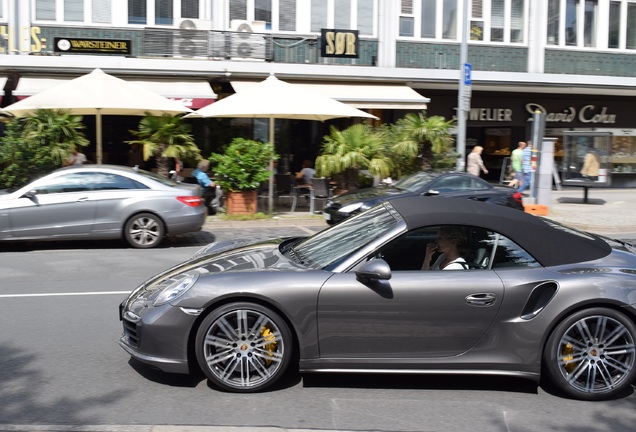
[195, 303, 292, 392]
[544, 308, 636, 400]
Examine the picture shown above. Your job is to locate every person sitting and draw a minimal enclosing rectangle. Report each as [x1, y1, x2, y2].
[295, 159, 315, 186]
[422, 226, 468, 270]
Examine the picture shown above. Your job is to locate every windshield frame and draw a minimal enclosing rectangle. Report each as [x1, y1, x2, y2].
[292, 203, 403, 271]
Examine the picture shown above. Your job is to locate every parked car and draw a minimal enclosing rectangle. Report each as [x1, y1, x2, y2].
[119, 196, 636, 400]
[323, 171, 524, 224]
[0, 165, 206, 248]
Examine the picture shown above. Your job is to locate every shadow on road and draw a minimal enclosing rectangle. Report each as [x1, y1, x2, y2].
[0, 231, 216, 252]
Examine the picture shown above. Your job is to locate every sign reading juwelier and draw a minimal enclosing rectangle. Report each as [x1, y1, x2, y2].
[320, 29, 359, 58]
[54, 37, 131, 55]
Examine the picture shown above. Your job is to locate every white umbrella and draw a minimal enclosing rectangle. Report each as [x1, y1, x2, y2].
[188, 74, 377, 212]
[1, 69, 193, 163]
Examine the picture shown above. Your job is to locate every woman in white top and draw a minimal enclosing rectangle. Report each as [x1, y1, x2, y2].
[422, 226, 468, 270]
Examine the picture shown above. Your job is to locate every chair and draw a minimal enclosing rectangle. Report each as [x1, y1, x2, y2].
[310, 177, 330, 213]
[274, 174, 295, 210]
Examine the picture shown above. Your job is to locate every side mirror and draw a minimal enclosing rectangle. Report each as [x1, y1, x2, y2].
[423, 189, 440, 196]
[23, 190, 38, 199]
[356, 259, 392, 283]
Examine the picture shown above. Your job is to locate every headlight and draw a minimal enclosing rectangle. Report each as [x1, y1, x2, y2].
[153, 272, 199, 306]
[339, 202, 364, 214]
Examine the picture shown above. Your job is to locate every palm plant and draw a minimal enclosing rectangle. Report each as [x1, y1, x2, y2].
[126, 113, 201, 177]
[315, 124, 391, 191]
[22, 108, 90, 165]
[393, 112, 456, 171]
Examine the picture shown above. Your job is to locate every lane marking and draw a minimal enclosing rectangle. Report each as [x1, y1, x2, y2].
[0, 291, 130, 298]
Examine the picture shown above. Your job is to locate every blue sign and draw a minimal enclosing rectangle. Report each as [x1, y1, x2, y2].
[464, 63, 472, 85]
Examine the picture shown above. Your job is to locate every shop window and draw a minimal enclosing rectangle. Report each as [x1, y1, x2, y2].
[483, 128, 512, 157]
[561, 132, 611, 186]
[611, 136, 636, 174]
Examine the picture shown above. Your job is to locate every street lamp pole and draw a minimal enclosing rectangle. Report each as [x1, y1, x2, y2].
[456, 0, 470, 171]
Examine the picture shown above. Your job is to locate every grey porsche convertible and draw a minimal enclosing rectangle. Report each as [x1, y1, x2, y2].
[119, 196, 636, 400]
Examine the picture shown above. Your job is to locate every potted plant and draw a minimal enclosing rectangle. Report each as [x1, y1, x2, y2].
[209, 138, 277, 215]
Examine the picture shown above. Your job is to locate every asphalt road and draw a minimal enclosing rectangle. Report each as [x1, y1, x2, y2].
[1, 228, 636, 432]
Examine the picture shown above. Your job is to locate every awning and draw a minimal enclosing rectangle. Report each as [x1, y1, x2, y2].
[231, 80, 429, 110]
[0, 76, 7, 104]
[13, 76, 216, 109]
[126, 79, 216, 109]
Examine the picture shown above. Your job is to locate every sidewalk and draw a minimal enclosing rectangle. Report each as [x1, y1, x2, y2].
[537, 187, 636, 235]
[203, 187, 636, 236]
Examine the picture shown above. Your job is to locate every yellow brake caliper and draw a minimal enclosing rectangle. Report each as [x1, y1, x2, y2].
[561, 342, 576, 373]
[260, 326, 277, 365]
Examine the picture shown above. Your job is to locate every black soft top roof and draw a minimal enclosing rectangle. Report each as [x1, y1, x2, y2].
[389, 196, 611, 267]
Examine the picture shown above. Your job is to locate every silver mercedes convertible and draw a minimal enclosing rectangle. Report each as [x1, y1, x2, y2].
[119, 196, 636, 400]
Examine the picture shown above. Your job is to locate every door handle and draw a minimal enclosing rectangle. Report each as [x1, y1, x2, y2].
[465, 293, 497, 306]
[76, 197, 90, 202]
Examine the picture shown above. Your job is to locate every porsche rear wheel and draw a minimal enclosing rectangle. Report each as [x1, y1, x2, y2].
[544, 308, 636, 400]
[195, 302, 292, 392]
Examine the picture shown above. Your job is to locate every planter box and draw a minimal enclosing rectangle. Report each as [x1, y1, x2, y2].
[226, 190, 257, 215]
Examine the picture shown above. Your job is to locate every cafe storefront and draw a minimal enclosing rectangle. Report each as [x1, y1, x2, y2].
[424, 90, 636, 187]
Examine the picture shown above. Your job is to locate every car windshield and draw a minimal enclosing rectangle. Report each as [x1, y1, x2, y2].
[393, 171, 438, 192]
[292, 204, 401, 270]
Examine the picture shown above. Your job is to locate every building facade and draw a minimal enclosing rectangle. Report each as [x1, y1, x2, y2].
[1, 0, 636, 184]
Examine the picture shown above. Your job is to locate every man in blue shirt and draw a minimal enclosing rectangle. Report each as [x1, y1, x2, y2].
[517, 142, 533, 194]
[191, 160, 223, 214]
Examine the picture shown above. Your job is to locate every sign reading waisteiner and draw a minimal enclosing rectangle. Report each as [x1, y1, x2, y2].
[54, 37, 131, 55]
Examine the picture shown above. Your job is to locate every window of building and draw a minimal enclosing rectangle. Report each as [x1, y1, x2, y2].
[255, 0, 272, 28]
[627, 2, 636, 49]
[93, 0, 111, 23]
[422, 0, 437, 38]
[442, 0, 457, 39]
[64, 0, 83, 21]
[547, 0, 560, 45]
[279, 0, 296, 31]
[36, 0, 56, 20]
[335, 0, 352, 29]
[470, 0, 483, 40]
[609, 1, 620, 48]
[156, 0, 173, 25]
[310, 0, 375, 36]
[128, 0, 147, 25]
[181, 0, 199, 18]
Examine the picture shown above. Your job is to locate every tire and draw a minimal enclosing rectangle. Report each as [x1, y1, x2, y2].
[123, 212, 165, 249]
[195, 302, 293, 393]
[543, 308, 636, 400]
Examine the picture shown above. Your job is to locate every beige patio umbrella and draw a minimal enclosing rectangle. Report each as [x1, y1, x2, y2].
[1, 69, 193, 163]
[188, 74, 377, 212]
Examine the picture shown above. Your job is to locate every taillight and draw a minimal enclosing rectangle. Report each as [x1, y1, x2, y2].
[177, 196, 203, 207]
[512, 192, 523, 203]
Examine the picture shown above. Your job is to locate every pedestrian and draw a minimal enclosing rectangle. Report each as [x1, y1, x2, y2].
[63, 148, 87, 166]
[192, 160, 224, 215]
[466, 146, 489, 177]
[517, 141, 534, 194]
[509, 141, 526, 188]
